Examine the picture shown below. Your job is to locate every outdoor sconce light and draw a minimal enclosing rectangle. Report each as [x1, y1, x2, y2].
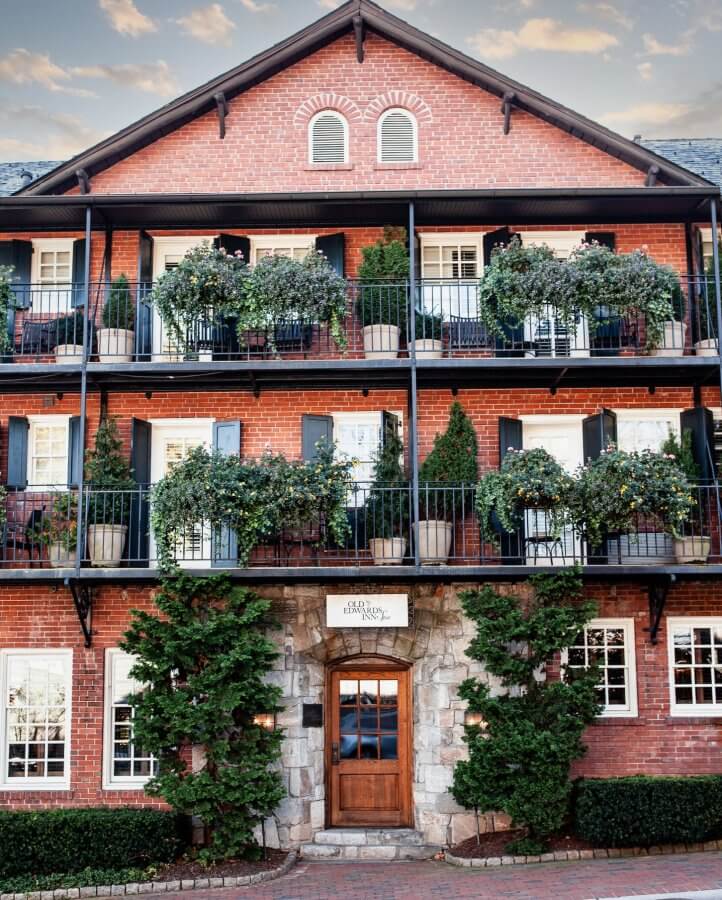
[464, 711, 487, 730]
[253, 712, 276, 731]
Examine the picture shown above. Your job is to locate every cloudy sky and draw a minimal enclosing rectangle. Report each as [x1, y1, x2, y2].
[0, 0, 720, 162]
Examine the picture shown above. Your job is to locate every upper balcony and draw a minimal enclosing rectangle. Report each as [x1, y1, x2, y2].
[0, 273, 719, 393]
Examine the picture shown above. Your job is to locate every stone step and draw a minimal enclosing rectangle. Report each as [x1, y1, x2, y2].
[303, 828, 439, 861]
[302, 842, 439, 861]
[312, 828, 424, 847]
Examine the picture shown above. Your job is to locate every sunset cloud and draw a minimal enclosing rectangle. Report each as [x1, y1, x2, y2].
[0, 49, 94, 96]
[98, 0, 156, 37]
[467, 18, 619, 60]
[176, 4, 236, 46]
[70, 61, 178, 96]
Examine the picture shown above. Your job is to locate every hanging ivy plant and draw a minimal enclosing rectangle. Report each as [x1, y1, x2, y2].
[0, 266, 13, 356]
[151, 441, 352, 570]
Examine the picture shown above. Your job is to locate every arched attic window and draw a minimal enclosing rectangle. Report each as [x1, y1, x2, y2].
[309, 111, 348, 164]
[378, 108, 417, 163]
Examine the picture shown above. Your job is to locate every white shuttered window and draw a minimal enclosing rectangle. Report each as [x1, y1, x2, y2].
[378, 109, 417, 163]
[309, 112, 348, 164]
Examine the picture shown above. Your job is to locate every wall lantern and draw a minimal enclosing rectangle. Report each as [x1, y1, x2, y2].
[463, 711, 487, 730]
[253, 713, 276, 731]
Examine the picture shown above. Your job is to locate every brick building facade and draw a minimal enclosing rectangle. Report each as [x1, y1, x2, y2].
[0, 0, 721, 855]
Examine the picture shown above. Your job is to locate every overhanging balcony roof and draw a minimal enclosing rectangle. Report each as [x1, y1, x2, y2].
[0, 186, 717, 232]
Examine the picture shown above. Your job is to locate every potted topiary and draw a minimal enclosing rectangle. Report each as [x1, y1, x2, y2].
[357, 238, 409, 359]
[30, 494, 78, 567]
[365, 427, 409, 564]
[237, 250, 347, 355]
[574, 446, 694, 564]
[417, 401, 478, 563]
[85, 417, 136, 566]
[97, 274, 135, 362]
[409, 310, 444, 358]
[54, 311, 87, 363]
[661, 429, 710, 563]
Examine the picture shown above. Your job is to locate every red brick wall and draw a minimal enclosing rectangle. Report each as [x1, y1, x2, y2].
[79, 34, 648, 195]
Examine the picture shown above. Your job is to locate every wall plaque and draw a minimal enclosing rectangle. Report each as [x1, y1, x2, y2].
[326, 593, 408, 628]
[302, 703, 323, 728]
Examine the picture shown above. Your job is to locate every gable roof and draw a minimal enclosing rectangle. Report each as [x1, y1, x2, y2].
[20, 0, 714, 196]
[0, 161, 62, 196]
[641, 139, 722, 192]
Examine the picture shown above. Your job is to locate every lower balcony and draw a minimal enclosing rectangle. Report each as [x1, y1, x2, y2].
[2, 482, 721, 579]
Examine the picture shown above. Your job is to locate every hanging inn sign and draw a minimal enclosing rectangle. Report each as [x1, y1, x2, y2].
[326, 593, 409, 628]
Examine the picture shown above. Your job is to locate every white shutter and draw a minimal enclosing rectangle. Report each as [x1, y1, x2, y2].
[310, 113, 346, 163]
[379, 110, 416, 163]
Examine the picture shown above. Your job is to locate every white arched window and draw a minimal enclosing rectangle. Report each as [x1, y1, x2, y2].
[378, 108, 417, 163]
[309, 111, 348, 164]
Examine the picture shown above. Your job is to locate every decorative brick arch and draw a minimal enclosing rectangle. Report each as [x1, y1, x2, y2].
[363, 91, 433, 124]
[293, 93, 363, 128]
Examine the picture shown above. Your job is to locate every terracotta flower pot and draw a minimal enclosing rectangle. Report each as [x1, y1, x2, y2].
[88, 524, 128, 567]
[650, 321, 686, 357]
[694, 338, 718, 357]
[55, 343, 84, 364]
[369, 537, 406, 565]
[48, 543, 76, 568]
[673, 536, 710, 564]
[417, 520, 452, 564]
[409, 339, 443, 359]
[97, 328, 134, 363]
[362, 324, 400, 359]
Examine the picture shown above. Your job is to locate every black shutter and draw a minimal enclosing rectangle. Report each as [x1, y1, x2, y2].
[128, 418, 151, 567]
[212, 420, 242, 566]
[67, 416, 82, 487]
[382, 411, 400, 446]
[0, 242, 32, 354]
[315, 234, 345, 277]
[7, 416, 28, 488]
[681, 407, 716, 483]
[582, 409, 617, 462]
[71, 238, 87, 308]
[214, 234, 251, 264]
[584, 232, 616, 251]
[497, 416, 523, 564]
[136, 232, 154, 360]
[302, 414, 333, 461]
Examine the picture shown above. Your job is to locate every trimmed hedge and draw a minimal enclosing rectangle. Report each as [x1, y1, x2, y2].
[574, 776, 722, 848]
[0, 808, 185, 878]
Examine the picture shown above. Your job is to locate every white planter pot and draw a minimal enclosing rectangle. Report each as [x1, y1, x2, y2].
[650, 321, 686, 357]
[608, 532, 675, 564]
[88, 524, 128, 567]
[417, 519, 453, 564]
[673, 536, 711, 564]
[55, 344, 84, 364]
[48, 543, 76, 568]
[362, 324, 400, 360]
[97, 328, 134, 363]
[369, 537, 406, 565]
[410, 339, 443, 359]
[695, 338, 718, 357]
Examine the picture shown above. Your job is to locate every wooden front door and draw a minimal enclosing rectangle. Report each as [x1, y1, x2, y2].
[328, 662, 412, 827]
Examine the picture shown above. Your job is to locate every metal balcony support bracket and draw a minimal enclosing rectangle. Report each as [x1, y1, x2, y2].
[549, 366, 568, 396]
[501, 92, 515, 135]
[65, 577, 93, 648]
[645, 574, 675, 645]
[75, 169, 91, 195]
[214, 92, 228, 139]
[353, 14, 365, 63]
[645, 165, 660, 187]
[249, 371, 260, 398]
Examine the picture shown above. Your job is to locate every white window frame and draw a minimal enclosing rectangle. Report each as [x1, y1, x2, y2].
[418, 233, 484, 322]
[31, 239, 74, 285]
[30, 238, 75, 315]
[103, 648, 157, 790]
[331, 410, 404, 493]
[0, 648, 73, 790]
[562, 618, 638, 718]
[308, 110, 348, 165]
[614, 409, 681, 454]
[249, 234, 318, 265]
[377, 108, 418, 164]
[26, 414, 72, 491]
[419, 233, 485, 278]
[517, 231, 586, 260]
[667, 617, 722, 717]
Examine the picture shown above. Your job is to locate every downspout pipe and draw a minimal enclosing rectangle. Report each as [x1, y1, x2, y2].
[408, 201, 420, 568]
[74, 206, 92, 576]
[711, 199, 722, 408]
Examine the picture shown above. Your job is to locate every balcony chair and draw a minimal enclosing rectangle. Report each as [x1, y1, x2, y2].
[3, 505, 46, 565]
[18, 320, 59, 356]
[446, 315, 492, 352]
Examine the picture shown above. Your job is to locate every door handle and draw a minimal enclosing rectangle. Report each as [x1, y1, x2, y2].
[331, 742, 339, 765]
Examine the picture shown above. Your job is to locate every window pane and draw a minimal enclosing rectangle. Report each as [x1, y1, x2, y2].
[359, 709, 377, 732]
[339, 680, 357, 705]
[380, 735, 398, 759]
[359, 680, 377, 705]
[340, 709, 357, 731]
[379, 708, 398, 731]
[359, 735, 378, 759]
[379, 681, 398, 704]
[340, 734, 357, 759]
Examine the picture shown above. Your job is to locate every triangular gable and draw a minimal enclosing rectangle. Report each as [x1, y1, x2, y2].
[24, 0, 711, 195]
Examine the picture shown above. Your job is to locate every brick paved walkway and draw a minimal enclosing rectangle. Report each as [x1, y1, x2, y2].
[163, 853, 722, 900]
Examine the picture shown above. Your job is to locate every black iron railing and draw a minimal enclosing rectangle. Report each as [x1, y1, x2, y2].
[2, 481, 719, 568]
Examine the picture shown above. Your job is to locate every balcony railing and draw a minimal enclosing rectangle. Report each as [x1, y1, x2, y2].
[3, 482, 720, 569]
[3, 276, 718, 363]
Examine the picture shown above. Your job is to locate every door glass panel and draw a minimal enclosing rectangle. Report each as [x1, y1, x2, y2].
[359, 680, 377, 704]
[380, 735, 398, 759]
[359, 735, 378, 759]
[339, 680, 357, 705]
[340, 708, 357, 731]
[379, 708, 398, 731]
[340, 734, 358, 759]
[379, 680, 398, 704]
[336, 673, 401, 766]
[359, 708, 378, 732]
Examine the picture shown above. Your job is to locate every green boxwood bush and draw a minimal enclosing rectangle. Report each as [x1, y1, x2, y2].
[574, 776, 722, 847]
[0, 808, 185, 878]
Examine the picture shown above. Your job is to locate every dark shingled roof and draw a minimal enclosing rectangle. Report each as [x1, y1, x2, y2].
[0, 161, 63, 196]
[641, 139, 722, 192]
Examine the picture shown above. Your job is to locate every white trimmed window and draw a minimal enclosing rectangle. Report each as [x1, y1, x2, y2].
[615, 409, 680, 454]
[309, 111, 348, 164]
[378, 108, 417, 163]
[565, 619, 638, 717]
[668, 618, 722, 715]
[1, 650, 72, 789]
[104, 649, 157, 788]
[31, 239, 74, 314]
[419, 234, 483, 321]
[27, 415, 71, 489]
[250, 235, 317, 265]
